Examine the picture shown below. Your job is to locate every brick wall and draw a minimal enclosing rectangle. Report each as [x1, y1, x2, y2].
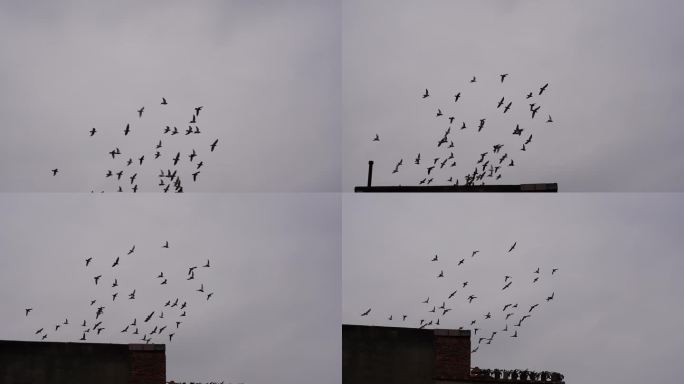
[434, 329, 471, 381]
[128, 344, 166, 384]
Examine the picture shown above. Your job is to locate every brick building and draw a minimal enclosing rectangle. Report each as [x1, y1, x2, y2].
[342, 324, 565, 384]
[0, 340, 165, 384]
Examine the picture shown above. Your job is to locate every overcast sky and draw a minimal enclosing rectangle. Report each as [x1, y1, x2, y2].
[0, 0, 340, 192]
[343, 0, 684, 191]
[0, 193, 340, 384]
[343, 193, 684, 384]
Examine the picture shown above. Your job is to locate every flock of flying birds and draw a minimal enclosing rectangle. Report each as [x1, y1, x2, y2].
[50, 98, 219, 192]
[372, 74, 553, 186]
[359, 241, 558, 353]
[23, 240, 215, 344]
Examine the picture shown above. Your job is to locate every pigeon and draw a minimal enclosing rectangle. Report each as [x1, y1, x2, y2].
[361, 308, 371, 316]
[25, 308, 32, 316]
[210, 139, 219, 152]
[500, 73, 508, 83]
[539, 83, 549, 95]
[51, 169, 59, 176]
[137, 107, 144, 118]
[373, 134, 379, 141]
[161, 97, 167, 105]
[422, 89, 429, 98]
[128, 245, 135, 255]
[89, 128, 96, 136]
[508, 242, 517, 252]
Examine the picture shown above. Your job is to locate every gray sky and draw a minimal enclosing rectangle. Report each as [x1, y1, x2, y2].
[0, 0, 340, 192]
[343, 193, 684, 384]
[343, 0, 684, 191]
[0, 193, 341, 384]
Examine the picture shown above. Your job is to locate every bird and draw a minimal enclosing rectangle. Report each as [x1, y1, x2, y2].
[161, 97, 167, 105]
[422, 89, 429, 98]
[500, 73, 508, 83]
[497, 97, 505, 108]
[25, 308, 32, 316]
[436, 109, 443, 117]
[195, 106, 203, 116]
[173, 152, 180, 166]
[128, 290, 136, 300]
[539, 83, 549, 95]
[462, 281, 468, 288]
[504, 102, 512, 113]
[80, 333, 86, 341]
[458, 258, 465, 266]
[188, 149, 197, 162]
[508, 242, 517, 252]
[552, 268, 559, 275]
[89, 128, 97, 136]
[485, 312, 492, 319]
[144, 312, 155, 322]
[112, 278, 118, 288]
[511, 331, 518, 338]
[478, 119, 485, 132]
[431, 254, 438, 262]
[448, 290, 458, 299]
[373, 134, 379, 141]
[546, 292, 555, 301]
[51, 169, 59, 176]
[210, 139, 219, 152]
[112, 257, 120, 267]
[437, 270, 444, 278]
[138, 156, 144, 165]
[124, 124, 131, 136]
[162, 241, 169, 249]
[470, 76, 477, 83]
[127, 245, 135, 255]
[112, 293, 118, 301]
[361, 308, 371, 317]
[94, 275, 102, 285]
[529, 304, 539, 313]
[467, 295, 477, 303]
[414, 153, 421, 165]
[531, 106, 540, 119]
[502, 281, 512, 290]
[526, 92, 533, 99]
[525, 134, 532, 145]
[513, 124, 523, 135]
[85, 257, 93, 267]
[454, 92, 461, 102]
[546, 115, 553, 123]
[422, 297, 429, 304]
[161, 279, 167, 285]
[137, 107, 144, 118]
[192, 171, 200, 182]
[203, 259, 210, 268]
[207, 292, 214, 300]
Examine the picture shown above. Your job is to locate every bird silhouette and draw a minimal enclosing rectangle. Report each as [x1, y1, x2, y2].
[124, 124, 130, 136]
[539, 83, 549, 95]
[500, 74, 508, 83]
[51, 169, 59, 176]
[89, 128, 96, 136]
[422, 89, 429, 98]
[508, 242, 517, 252]
[137, 107, 144, 118]
[373, 134, 379, 141]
